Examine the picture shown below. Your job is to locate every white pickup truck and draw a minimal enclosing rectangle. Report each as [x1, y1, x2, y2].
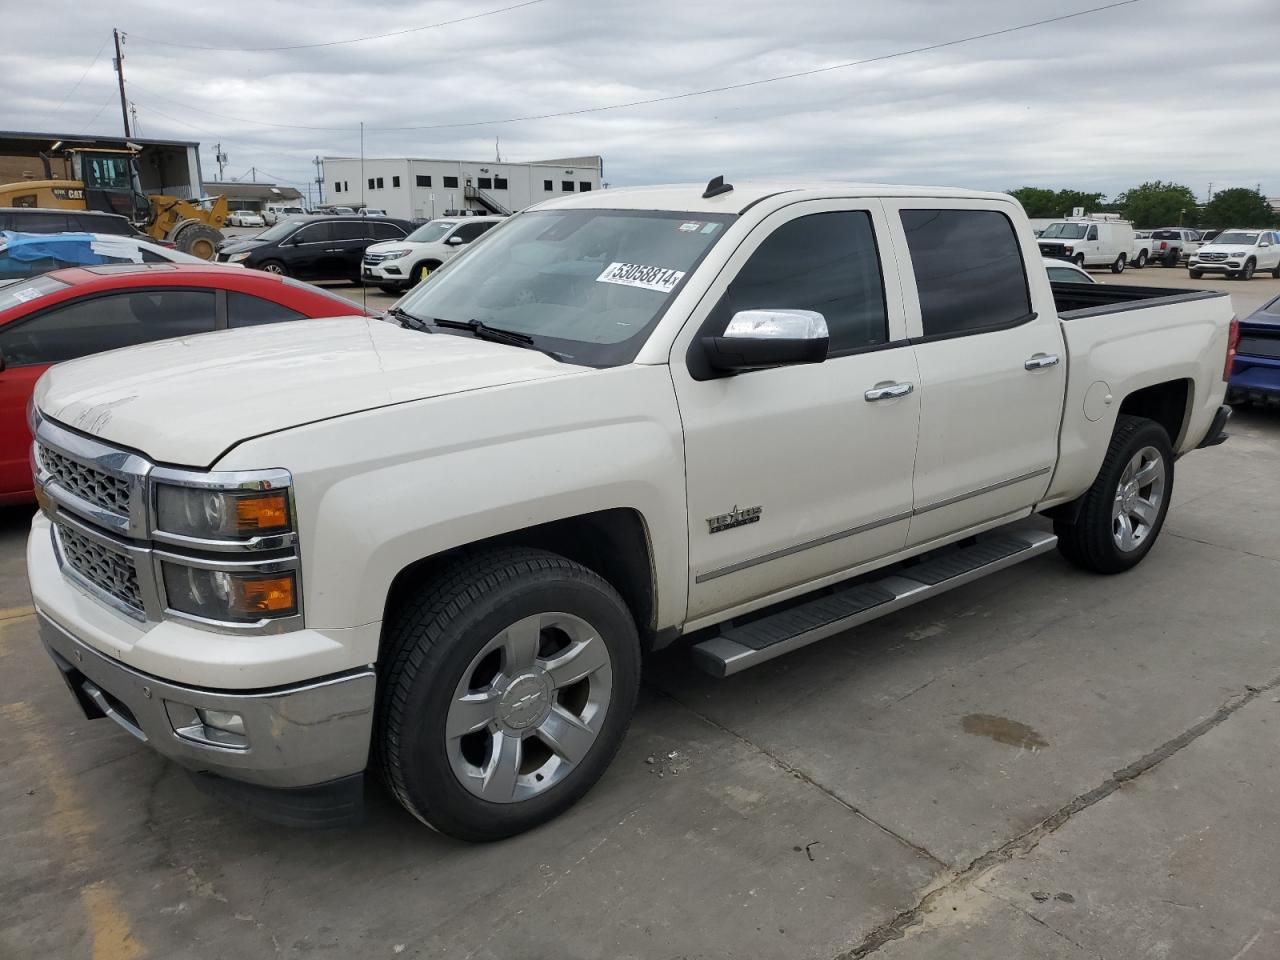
[26, 180, 1235, 840]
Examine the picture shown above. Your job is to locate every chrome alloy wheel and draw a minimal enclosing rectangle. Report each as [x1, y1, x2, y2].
[1113, 445, 1166, 552]
[446, 612, 613, 803]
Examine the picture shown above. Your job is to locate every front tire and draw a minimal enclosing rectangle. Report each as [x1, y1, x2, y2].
[1135, 251, 1148, 268]
[1054, 415, 1174, 574]
[1189, 268, 1203, 279]
[1111, 253, 1126, 274]
[378, 548, 641, 841]
[1241, 258, 1256, 280]
[258, 259, 288, 276]
[1074, 254, 1086, 269]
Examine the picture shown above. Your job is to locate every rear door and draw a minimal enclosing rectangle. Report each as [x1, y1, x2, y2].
[671, 200, 922, 621]
[330, 220, 372, 278]
[881, 201, 1067, 547]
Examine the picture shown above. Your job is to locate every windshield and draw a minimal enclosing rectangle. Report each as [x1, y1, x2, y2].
[1214, 231, 1259, 245]
[1040, 223, 1087, 239]
[406, 221, 455, 243]
[253, 220, 303, 243]
[397, 209, 734, 366]
[0, 274, 69, 312]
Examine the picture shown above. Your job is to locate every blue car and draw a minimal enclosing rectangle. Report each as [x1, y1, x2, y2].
[1228, 293, 1280, 407]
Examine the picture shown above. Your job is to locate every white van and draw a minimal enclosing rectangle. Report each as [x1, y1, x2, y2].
[262, 203, 307, 226]
[1037, 216, 1137, 273]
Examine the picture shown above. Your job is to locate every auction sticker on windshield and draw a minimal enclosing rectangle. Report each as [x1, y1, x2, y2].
[596, 262, 686, 294]
[10, 286, 47, 303]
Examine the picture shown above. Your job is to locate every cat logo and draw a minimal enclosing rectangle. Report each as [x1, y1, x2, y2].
[51, 187, 84, 201]
[707, 504, 762, 534]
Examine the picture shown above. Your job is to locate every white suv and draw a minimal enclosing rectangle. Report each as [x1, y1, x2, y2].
[361, 216, 504, 292]
[1189, 229, 1280, 281]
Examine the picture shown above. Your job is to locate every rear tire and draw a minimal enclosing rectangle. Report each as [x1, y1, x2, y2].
[1054, 415, 1174, 574]
[378, 548, 641, 841]
[1164, 251, 1178, 267]
[1111, 253, 1126, 274]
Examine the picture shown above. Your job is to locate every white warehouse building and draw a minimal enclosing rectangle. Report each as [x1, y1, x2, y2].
[322, 155, 603, 219]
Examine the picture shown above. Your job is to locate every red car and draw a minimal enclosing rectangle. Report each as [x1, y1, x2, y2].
[0, 263, 369, 504]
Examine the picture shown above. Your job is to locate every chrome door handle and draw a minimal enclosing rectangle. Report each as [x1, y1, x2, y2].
[864, 382, 914, 402]
[1024, 354, 1060, 370]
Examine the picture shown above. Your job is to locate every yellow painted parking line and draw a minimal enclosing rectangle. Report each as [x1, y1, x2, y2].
[1, 702, 144, 957]
[0, 605, 35, 622]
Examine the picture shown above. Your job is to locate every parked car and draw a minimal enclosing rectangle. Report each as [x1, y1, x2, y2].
[0, 231, 213, 280]
[359, 208, 388, 217]
[25, 180, 1234, 838]
[214, 215, 413, 280]
[1199, 228, 1222, 243]
[0, 262, 367, 504]
[0, 206, 154, 241]
[227, 210, 266, 228]
[1227, 292, 1280, 406]
[1037, 217, 1136, 272]
[1189, 229, 1280, 281]
[362, 215, 504, 291]
[1043, 257, 1097, 284]
[263, 203, 306, 226]
[1130, 232, 1151, 268]
[1148, 228, 1202, 267]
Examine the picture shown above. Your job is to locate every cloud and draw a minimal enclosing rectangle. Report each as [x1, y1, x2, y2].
[3, 0, 1277, 201]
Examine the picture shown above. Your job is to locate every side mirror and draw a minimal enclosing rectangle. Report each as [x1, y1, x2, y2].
[446, 235, 464, 245]
[702, 310, 829, 373]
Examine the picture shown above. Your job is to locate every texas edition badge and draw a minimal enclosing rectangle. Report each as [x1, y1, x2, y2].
[707, 505, 762, 534]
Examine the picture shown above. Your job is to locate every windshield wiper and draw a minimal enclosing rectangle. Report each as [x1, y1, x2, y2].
[431, 317, 570, 363]
[385, 305, 429, 331]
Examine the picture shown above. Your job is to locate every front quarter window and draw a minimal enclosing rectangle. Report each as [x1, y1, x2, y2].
[396, 209, 734, 366]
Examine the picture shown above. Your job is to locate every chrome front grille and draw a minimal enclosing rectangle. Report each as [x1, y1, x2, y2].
[55, 522, 144, 617]
[1200, 252, 1228, 262]
[38, 444, 132, 515]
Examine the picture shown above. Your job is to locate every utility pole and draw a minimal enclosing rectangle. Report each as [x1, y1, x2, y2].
[130, 103, 139, 136]
[250, 166, 257, 183]
[313, 155, 324, 206]
[214, 143, 228, 181]
[112, 28, 131, 138]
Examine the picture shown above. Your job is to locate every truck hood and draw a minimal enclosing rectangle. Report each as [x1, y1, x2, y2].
[34, 317, 577, 466]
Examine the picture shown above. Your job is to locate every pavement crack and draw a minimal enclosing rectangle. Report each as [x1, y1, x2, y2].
[985, 887, 1107, 958]
[1165, 531, 1279, 566]
[835, 671, 1280, 959]
[654, 687, 947, 870]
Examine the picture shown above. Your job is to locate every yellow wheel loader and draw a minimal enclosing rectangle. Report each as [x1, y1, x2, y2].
[0, 147, 227, 260]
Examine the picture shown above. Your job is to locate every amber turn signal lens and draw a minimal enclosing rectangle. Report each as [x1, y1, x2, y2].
[232, 574, 296, 614]
[235, 492, 290, 532]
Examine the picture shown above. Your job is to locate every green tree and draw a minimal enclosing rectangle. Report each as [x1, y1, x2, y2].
[1202, 187, 1277, 228]
[1114, 181, 1200, 228]
[1009, 187, 1108, 219]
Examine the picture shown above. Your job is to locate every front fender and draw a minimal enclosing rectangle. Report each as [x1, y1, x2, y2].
[215, 365, 689, 646]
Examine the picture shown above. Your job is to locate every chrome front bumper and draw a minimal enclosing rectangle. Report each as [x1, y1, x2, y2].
[39, 611, 376, 790]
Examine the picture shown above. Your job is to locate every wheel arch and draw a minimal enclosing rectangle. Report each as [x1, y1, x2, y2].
[381, 507, 662, 655]
[1117, 377, 1193, 449]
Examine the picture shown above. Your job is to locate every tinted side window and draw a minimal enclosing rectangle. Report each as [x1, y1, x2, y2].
[227, 291, 305, 327]
[331, 222, 367, 241]
[452, 221, 491, 243]
[0, 289, 216, 365]
[13, 212, 72, 232]
[79, 215, 131, 236]
[709, 211, 889, 355]
[292, 223, 332, 244]
[900, 209, 1031, 338]
[370, 221, 403, 239]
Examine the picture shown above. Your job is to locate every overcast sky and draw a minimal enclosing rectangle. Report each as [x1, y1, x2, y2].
[5, 0, 1278, 202]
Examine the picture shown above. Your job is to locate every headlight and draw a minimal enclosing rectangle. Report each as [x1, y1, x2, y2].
[227, 252, 251, 262]
[377, 248, 412, 259]
[1064, 246, 1074, 254]
[155, 484, 291, 541]
[161, 563, 298, 622]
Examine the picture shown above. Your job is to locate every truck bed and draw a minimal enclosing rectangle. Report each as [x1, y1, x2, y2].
[1051, 281, 1226, 319]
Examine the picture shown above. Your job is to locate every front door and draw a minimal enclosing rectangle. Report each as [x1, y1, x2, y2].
[880, 201, 1067, 547]
[284, 222, 333, 280]
[671, 201, 921, 623]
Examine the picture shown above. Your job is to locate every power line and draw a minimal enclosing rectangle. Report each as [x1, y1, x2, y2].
[128, 0, 548, 52]
[123, 0, 1142, 134]
[78, 91, 117, 134]
[50, 36, 111, 114]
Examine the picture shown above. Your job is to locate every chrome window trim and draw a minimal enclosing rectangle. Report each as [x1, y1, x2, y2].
[33, 412, 304, 635]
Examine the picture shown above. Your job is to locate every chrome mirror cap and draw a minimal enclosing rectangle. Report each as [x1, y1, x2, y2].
[723, 309, 829, 341]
